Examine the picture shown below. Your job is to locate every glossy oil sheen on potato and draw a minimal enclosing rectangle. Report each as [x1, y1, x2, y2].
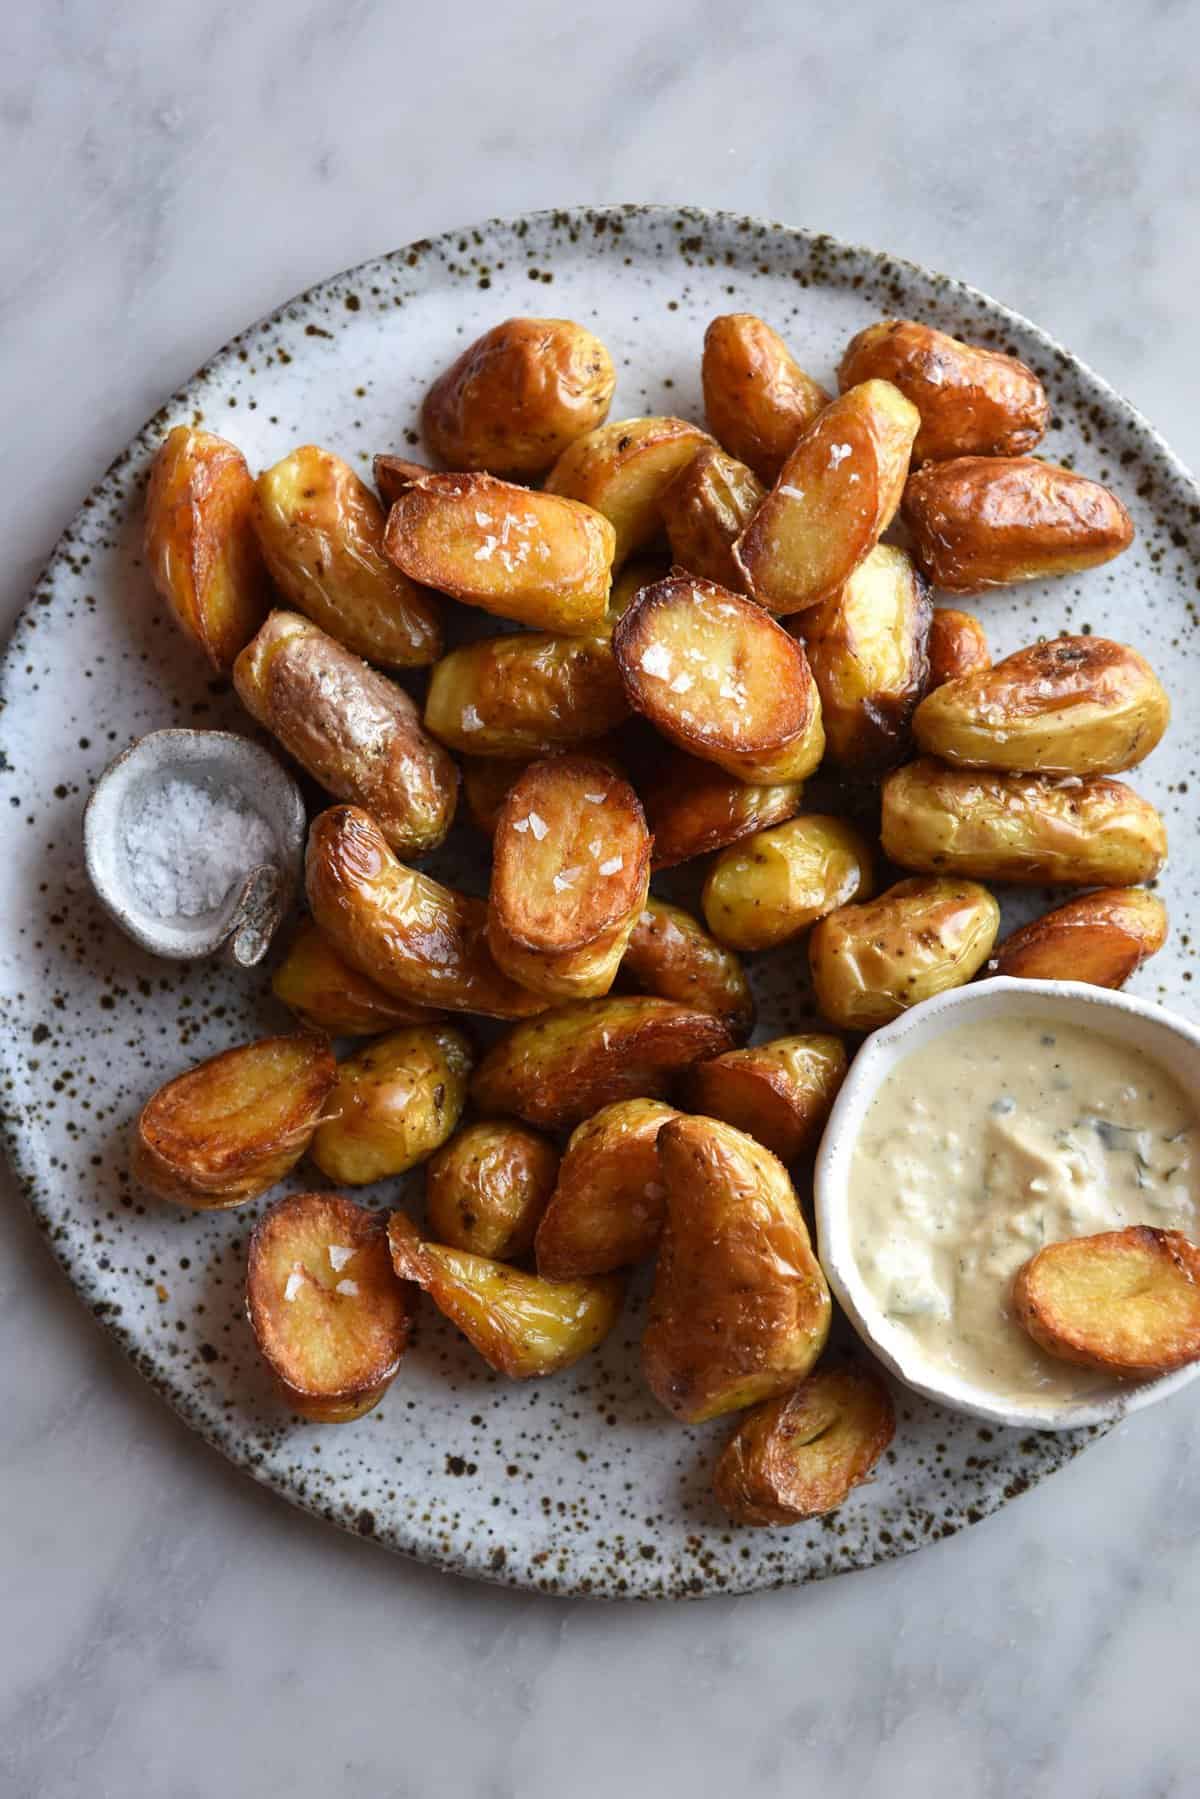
[271, 917, 440, 1034]
[621, 898, 754, 1037]
[425, 1120, 560, 1261]
[534, 1098, 679, 1279]
[310, 1025, 472, 1185]
[1013, 1227, 1200, 1378]
[640, 747, 805, 868]
[544, 415, 714, 566]
[424, 632, 629, 757]
[809, 876, 999, 1030]
[927, 607, 990, 688]
[687, 1034, 848, 1163]
[987, 888, 1168, 987]
[660, 444, 766, 590]
[713, 1365, 896, 1525]
[701, 815, 875, 952]
[701, 314, 831, 483]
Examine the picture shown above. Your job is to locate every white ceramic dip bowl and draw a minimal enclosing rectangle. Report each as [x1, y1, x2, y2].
[815, 977, 1200, 1431]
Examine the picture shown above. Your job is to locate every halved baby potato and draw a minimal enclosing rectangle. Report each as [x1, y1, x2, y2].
[987, 887, 1168, 988]
[687, 1034, 848, 1163]
[1013, 1227, 1200, 1378]
[660, 444, 766, 590]
[701, 314, 831, 483]
[927, 607, 991, 689]
[545, 415, 714, 566]
[621, 898, 754, 1037]
[701, 815, 875, 952]
[713, 1364, 896, 1525]
[424, 631, 629, 758]
[310, 1026, 472, 1185]
[425, 1120, 560, 1261]
[640, 747, 805, 869]
[461, 741, 625, 837]
[534, 1097, 679, 1279]
[809, 876, 1000, 1030]
[271, 916, 439, 1035]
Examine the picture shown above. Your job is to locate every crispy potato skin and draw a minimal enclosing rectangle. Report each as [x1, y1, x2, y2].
[809, 876, 999, 1030]
[837, 319, 1049, 464]
[927, 607, 990, 688]
[1013, 1227, 1200, 1378]
[702, 815, 876, 952]
[421, 317, 616, 474]
[471, 997, 734, 1131]
[621, 899, 754, 1037]
[660, 445, 766, 590]
[305, 806, 547, 1019]
[913, 635, 1169, 776]
[881, 757, 1168, 886]
[144, 426, 272, 671]
[534, 1098, 679, 1278]
[902, 456, 1134, 592]
[687, 1034, 848, 1163]
[641, 747, 804, 869]
[271, 917, 439, 1034]
[544, 416, 714, 566]
[133, 1033, 337, 1209]
[253, 445, 442, 666]
[425, 1121, 560, 1260]
[988, 888, 1168, 987]
[234, 610, 458, 855]
[372, 454, 429, 507]
[424, 632, 628, 758]
[642, 1116, 832, 1423]
[310, 1025, 472, 1185]
[713, 1364, 895, 1525]
[701, 314, 831, 483]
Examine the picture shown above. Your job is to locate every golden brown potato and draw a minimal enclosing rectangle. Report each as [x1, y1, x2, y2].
[927, 607, 991, 688]
[713, 1364, 895, 1525]
[837, 319, 1049, 464]
[271, 916, 440, 1034]
[305, 806, 547, 1019]
[913, 636, 1169, 776]
[642, 1116, 832, 1423]
[687, 1034, 848, 1162]
[461, 741, 624, 837]
[809, 876, 1000, 1030]
[902, 456, 1135, 593]
[534, 1098, 679, 1279]
[247, 1192, 413, 1422]
[881, 758, 1168, 886]
[701, 815, 875, 952]
[1013, 1227, 1200, 1378]
[253, 445, 442, 666]
[660, 444, 766, 590]
[987, 888, 1168, 987]
[425, 1121, 559, 1261]
[794, 544, 931, 772]
[734, 379, 920, 614]
[471, 997, 734, 1131]
[701, 314, 831, 483]
[387, 1211, 623, 1377]
[544, 416, 714, 566]
[421, 317, 616, 474]
[233, 610, 458, 855]
[640, 747, 805, 869]
[621, 899, 754, 1037]
[385, 471, 613, 634]
[310, 1025, 472, 1185]
[424, 632, 629, 759]
[133, 1033, 336, 1209]
[144, 426, 272, 671]
[604, 555, 672, 632]
[613, 575, 825, 782]
[372, 453, 429, 507]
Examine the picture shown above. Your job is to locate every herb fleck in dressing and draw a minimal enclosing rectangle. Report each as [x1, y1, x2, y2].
[848, 1015, 1200, 1404]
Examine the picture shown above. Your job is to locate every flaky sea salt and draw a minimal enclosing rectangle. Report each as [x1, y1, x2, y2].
[328, 1245, 355, 1272]
[124, 778, 275, 920]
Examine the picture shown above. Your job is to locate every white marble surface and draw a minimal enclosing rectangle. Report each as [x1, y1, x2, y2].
[2, 2, 1199, 1792]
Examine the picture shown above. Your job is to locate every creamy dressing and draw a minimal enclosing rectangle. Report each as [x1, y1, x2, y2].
[848, 1015, 1200, 1405]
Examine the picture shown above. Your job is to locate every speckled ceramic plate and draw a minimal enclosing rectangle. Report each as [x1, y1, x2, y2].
[3, 206, 1198, 1599]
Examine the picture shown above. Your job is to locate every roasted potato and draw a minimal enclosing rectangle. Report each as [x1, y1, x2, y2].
[927, 607, 990, 688]
[247, 1192, 413, 1422]
[913, 635, 1169, 776]
[987, 887, 1168, 987]
[604, 555, 672, 632]
[793, 544, 931, 772]
[253, 445, 442, 666]
[642, 1116, 832, 1423]
[384, 471, 614, 634]
[808, 876, 1000, 1030]
[713, 1364, 895, 1525]
[144, 426, 272, 671]
[640, 747, 805, 869]
[734, 379, 921, 614]
[461, 741, 624, 837]
[471, 996, 734, 1131]
[701, 314, 831, 483]
[534, 1098, 679, 1279]
[424, 631, 628, 758]
[621, 898, 754, 1037]
[881, 758, 1168, 886]
[372, 453, 429, 508]
[901, 456, 1135, 592]
[387, 1210, 622, 1377]
[545, 415, 714, 566]
[421, 317, 616, 474]
[701, 815, 875, 952]
[687, 1034, 848, 1163]
[837, 319, 1049, 464]
[425, 1120, 559, 1261]
[1013, 1227, 1200, 1378]
[305, 806, 547, 1019]
[234, 610, 458, 855]
[271, 916, 439, 1034]
[660, 444, 766, 590]
[133, 1033, 336, 1209]
[613, 575, 825, 782]
[310, 1025, 472, 1185]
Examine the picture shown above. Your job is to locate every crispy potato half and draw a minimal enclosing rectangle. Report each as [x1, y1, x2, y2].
[372, 453, 429, 508]
[305, 806, 547, 1019]
[246, 1192, 412, 1421]
[642, 1116, 832, 1423]
[253, 445, 442, 666]
[424, 631, 629, 758]
[734, 379, 920, 614]
[881, 758, 1168, 886]
[310, 1025, 472, 1185]
[927, 607, 991, 689]
[425, 1120, 560, 1261]
[271, 916, 439, 1035]
[133, 1033, 336, 1209]
[471, 996, 734, 1131]
[387, 1211, 623, 1377]
[461, 741, 624, 837]
[701, 314, 831, 483]
[837, 319, 1049, 464]
[913, 635, 1169, 776]
[534, 1098, 679, 1279]
[713, 1364, 895, 1525]
[809, 877, 999, 1030]
[988, 888, 1168, 987]
[660, 444, 766, 590]
[641, 747, 804, 869]
[902, 456, 1134, 592]
[613, 575, 825, 782]
[687, 1034, 848, 1163]
[702, 815, 875, 952]
[1013, 1227, 1200, 1378]
[422, 317, 616, 474]
[545, 415, 714, 566]
[144, 426, 272, 671]
[621, 898, 754, 1037]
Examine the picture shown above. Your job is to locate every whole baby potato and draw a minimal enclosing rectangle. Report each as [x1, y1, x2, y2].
[702, 815, 875, 952]
[272, 917, 440, 1035]
[310, 1026, 472, 1185]
[660, 444, 766, 590]
[424, 631, 629, 758]
[809, 876, 1000, 1030]
[987, 887, 1168, 988]
[640, 747, 805, 869]
[927, 607, 990, 688]
[545, 415, 714, 566]
[621, 898, 754, 1038]
[701, 314, 831, 483]
[425, 1120, 560, 1261]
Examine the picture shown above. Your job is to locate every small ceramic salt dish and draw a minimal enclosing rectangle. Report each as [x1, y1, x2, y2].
[83, 729, 306, 967]
[815, 977, 1200, 1432]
